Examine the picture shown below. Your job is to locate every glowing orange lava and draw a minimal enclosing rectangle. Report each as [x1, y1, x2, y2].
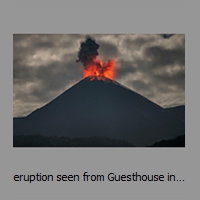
[84, 59, 116, 80]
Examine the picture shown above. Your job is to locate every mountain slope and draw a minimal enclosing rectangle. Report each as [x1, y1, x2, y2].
[13, 76, 185, 146]
[165, 106, 185, 122]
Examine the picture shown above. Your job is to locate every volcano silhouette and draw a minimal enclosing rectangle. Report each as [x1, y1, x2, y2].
[13, 76, 185, 146]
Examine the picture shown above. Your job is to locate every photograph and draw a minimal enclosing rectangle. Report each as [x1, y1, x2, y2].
[13, 34, 185, 147]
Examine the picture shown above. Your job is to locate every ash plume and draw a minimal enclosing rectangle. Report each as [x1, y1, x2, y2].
[76, 37, 100, 67]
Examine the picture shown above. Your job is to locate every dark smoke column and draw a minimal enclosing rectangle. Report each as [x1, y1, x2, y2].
[76, 38, 100, 67]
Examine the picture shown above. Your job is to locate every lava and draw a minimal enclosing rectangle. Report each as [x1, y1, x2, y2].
[83, 59, 116, 80]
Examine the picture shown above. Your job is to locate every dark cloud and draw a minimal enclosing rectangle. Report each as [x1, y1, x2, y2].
[116, 60, 137, 79]
[143, 45, 185, 67]
[32, 40, 55, 49]
[129, 80, 150, 92]
[123, 35, 155, 51]
[14, 58, 82, 102]
[98, 40, 119, 60]
[160, 34, 174, 39]
[153, 68, 185, 90]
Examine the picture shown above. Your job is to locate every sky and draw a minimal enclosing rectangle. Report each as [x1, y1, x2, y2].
[13, 34, 185, 117]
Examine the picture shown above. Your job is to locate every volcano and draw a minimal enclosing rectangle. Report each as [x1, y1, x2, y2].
[13, 76, 185, 147]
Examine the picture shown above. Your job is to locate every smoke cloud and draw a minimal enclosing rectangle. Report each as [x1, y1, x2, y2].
[76, 37, 100, 67]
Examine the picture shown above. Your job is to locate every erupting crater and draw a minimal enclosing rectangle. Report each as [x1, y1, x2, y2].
[83, 59, 116, 80]
[76, 37, 116, 81]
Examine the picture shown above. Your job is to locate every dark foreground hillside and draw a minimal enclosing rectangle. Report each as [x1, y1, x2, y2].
[13, 134, 185, 147]
[147, 135, 185, 147]
[13, 135, 135, 147]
